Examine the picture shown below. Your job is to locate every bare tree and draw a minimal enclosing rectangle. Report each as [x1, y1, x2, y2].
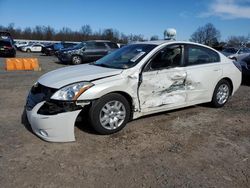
[190, 23, 221, 47]
[150, 35, 159, 41]
[227, 35, 249, 47]
[0, 23, 149, 44]
[80, 25, 92, 40]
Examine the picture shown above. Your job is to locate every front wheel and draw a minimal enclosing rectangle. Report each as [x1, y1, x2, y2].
[211, 79, 231, 108]
[89, 93, 131, 134]
[71, 55, 82, 65]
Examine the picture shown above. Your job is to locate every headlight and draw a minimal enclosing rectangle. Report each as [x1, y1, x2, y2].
[51, 82, 94, 101]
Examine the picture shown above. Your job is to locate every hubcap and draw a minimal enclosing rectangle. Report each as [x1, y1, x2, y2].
[73, 56, 81, 64]
[99, 100, 126, 130]
[216, 84, 229, 105]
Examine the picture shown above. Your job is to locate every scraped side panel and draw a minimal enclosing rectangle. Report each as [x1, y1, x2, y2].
[138, 68, 188, 112]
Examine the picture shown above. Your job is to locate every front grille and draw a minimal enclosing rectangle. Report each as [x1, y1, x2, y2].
[26, 83, 58, 111]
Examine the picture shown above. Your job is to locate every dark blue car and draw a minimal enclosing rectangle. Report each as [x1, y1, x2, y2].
[239, 54, 250, 81]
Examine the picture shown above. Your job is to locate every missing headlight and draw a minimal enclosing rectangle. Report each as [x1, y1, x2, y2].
[37, 100, 84, 115]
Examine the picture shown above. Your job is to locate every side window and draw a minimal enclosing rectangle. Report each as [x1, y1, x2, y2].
[186, 45, 220, 66]
[107, 42, 119, 49]
[95, 42, 107, 49]
[149, 45, 182, 70]
[85, 42, 95, 49]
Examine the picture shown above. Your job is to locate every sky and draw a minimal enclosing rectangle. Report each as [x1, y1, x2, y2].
[0, 0, 250, 41]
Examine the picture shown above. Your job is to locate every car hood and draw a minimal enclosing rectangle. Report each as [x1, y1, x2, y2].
[38, 64, 123, 88]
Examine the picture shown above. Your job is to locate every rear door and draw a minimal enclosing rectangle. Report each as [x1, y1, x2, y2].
[138, 44, 187, 113]
[184, 44, 222, 104]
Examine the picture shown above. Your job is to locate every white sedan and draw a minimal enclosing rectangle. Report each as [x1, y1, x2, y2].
[21, 44, 44, 52]
[26, 41, 242, 142]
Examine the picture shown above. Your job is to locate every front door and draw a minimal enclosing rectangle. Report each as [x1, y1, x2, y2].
[138, 45, 187, 113]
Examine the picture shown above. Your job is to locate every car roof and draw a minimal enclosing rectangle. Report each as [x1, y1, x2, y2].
[133, 40, 214, 47]
[87, 40, 112, 42]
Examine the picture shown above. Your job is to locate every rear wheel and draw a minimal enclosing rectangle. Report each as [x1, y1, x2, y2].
[211, 79, 231, 108]
[89, 93, 131, 134]
[26, 49, 31, 53]
[71, 55, 82, 65]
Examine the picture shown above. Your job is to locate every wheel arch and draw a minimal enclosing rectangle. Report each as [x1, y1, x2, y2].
[91, 91, 135, 120]
[210, 77, 234, 102]
[221, 77, 233, 95]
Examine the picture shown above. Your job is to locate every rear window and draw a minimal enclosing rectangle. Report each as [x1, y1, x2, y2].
[186, 45, 220, 66]
[95, 42, 107, 49]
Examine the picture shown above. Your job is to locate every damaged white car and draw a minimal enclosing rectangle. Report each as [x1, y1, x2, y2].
[26, 41, 242, 142]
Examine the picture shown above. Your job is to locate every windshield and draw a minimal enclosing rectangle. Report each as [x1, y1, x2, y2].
[93, 44, 157, 69]
[0, 40, 11, 46]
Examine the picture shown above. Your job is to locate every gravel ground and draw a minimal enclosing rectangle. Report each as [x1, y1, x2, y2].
[0, 51, 250, 188]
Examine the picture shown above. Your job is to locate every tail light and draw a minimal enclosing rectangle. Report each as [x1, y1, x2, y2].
[4, 46, 13, 49]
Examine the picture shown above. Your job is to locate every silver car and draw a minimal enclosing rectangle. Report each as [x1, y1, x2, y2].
[227, 47, 250, 61]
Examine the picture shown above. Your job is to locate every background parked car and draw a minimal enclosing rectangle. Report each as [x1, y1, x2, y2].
[0, 31, 14, 44]
[42, 42, 77, 56]
[21, 44, 44, 52]
[239, 54, 250, 81]
[223, 47, 250, 61]
[57, 40, 119, 65]
[0, 39, 16, 57]
[221, 47, 237, 57]
[14, 41, 30, 50]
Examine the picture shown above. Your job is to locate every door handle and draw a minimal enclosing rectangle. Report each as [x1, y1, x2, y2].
[213, 68, 221, 72]
[171, 74, 186, 80]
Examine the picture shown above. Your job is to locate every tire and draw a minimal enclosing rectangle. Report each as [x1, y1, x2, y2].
[71, 55, 82, 65]
[211, 79, 231, 108]
[26, 49, 31, 53]
[89, 93, 131, 134]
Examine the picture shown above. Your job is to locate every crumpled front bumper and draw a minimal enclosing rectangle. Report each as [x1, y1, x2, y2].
[26, 101, 82, 142]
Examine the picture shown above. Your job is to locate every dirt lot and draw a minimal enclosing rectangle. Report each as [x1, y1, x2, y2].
[0, 52, 250, 188]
